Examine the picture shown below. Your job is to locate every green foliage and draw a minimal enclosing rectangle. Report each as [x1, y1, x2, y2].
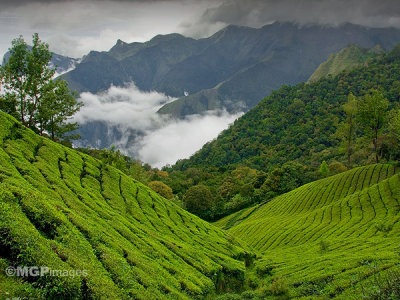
[319, 240, 331, 252]
[77, 146, 154, 185]
[0, 34, 81, 141]
[148, 181, 174, 199]
[160, 49, 400, 221]
[356, 266, 400, 299]
[319, 160, 329, 178]
[183, 185, 215, 220]
[357, 89, 389, 163]
[37, 79, 82, 140]
[269, 276, 289, 297]
[308, 45, 384, 83]
[0, 111, 251, 298]
[336, 92, 358, 168]
[174, 49, 400, 172]
[261, 162, 311, 200]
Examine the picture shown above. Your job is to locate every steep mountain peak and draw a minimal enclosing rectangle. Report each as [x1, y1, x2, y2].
[148, 33, 186, 44]
[110, 38, 128, 50]
[209, 24, 256, 41]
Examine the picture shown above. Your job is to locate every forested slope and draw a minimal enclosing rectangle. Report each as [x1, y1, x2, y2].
[174, 47, 400, 172]
[0, 112, 251, 299]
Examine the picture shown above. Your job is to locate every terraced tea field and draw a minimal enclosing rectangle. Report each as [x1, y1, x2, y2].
[1, 108, 399, 299]
[216, 164, 400, 298]
[0, 112, 251, 299]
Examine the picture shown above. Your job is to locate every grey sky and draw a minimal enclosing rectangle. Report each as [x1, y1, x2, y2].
[1, 0, 400, 58]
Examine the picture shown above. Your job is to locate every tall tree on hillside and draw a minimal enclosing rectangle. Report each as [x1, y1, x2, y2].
[0, 34, 54, 127]
[337, 93, 358, 168]
[391, 108, 400, 141]
[388, 107, 400, 160]
[319, 160, 329, 178]
[0, 36, 27, 119]
[183, 185, 214, 220]
[357, 89, 389, 163]
[37, 79, 81, 140]
[0, 33, 81, 141]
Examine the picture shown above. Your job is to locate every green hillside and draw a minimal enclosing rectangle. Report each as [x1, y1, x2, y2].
[0, 111, 251, 299]
[215, 164, 400, 298]
[308, 45, 384, 83]
[174, 47, 400, 172]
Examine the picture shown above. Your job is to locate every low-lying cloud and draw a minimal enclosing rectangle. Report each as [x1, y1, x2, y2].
[74, 83, 171, 130]
[137, 111, 241, 169]
[73, 83, 241, 168]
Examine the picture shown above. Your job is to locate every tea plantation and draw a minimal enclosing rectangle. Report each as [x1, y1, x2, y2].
[0, 111, 251, 299]
[215, 164, 400, 298]
[1, 108, 399, 299]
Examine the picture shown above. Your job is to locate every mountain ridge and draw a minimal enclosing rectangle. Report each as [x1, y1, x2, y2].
[63, 22, 400, 112]
[307, 44, 385, 82]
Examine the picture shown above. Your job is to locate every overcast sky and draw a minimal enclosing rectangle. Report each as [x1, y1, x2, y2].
[1, 0, 400, 58]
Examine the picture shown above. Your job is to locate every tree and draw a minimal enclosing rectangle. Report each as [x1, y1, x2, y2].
[0, 36, 27, 120]
[357, 89, 389, 163]
[261, 162, 308, 199]
[319, 161, 329, 178]
[0, 33, 81, 141]
[38, 79, 81, 140]
[338, 93, 358, 168]
[183, 185, 214, 220]
[391, 108, 400, 142]
[386, 107, 400, 161]
[148, 181, 174, 200]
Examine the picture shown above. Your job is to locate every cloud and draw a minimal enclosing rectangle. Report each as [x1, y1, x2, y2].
[193, 0, 400, 31]
[1, 0, 400, 58]
[137, 111, 241, 168]
[73, 83, 240, 168]
[0, 0, 212, 58]
[74, 83, 172, 130]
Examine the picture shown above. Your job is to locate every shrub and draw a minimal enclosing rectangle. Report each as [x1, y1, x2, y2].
[148, 181, 174, 199]
[183, 185, 215, 220]
[359, 267, 400, 299]
[319, 240, 330, 252]
[270, 276, 289, 296]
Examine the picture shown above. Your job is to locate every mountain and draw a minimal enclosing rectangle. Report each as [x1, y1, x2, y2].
[308, 44, 385, 82]
[2, 47, 79, 75]
[214, 164, 400, 298]
[172, 47, 400, 172]
[62, 22, 400, 119]
[61, 33, 207, 95]
[0, 111, 251, 299]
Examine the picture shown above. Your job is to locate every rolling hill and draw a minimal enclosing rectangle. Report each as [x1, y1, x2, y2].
[0, 111, 252, 299]
[215, 164, 400, 298]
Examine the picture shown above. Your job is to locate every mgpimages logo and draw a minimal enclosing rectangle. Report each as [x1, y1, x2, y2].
[5, 266, 88, 278]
